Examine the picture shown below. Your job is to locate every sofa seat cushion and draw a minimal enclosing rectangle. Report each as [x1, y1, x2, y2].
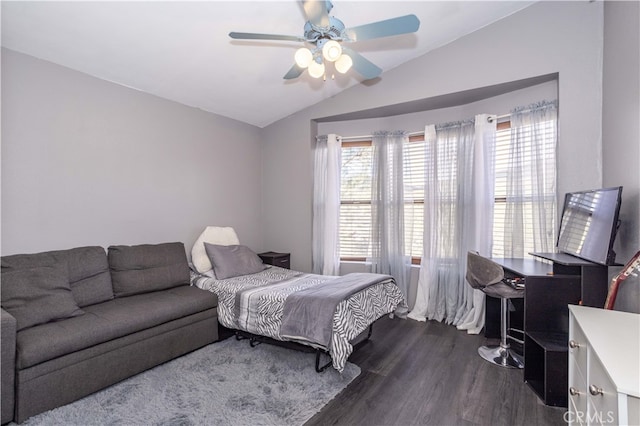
[16, 286, 217, 369]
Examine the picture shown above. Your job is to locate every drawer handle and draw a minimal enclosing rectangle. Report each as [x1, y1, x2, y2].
[589, 384, 603, 396]
[569, 340, 580, 349]
[569, 387, 581, 396]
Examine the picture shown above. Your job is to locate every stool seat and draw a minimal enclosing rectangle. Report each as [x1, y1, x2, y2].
[481, 281, 524, 299]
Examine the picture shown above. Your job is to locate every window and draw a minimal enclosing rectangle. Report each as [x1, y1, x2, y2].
[339, 114, 557, 263]
[340, 142, 373, 260]
[491, 119, 557, 258]
[339, 136, 426, 262]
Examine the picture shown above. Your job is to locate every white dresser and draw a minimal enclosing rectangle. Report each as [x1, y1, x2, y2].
[568, 305, 640, 425]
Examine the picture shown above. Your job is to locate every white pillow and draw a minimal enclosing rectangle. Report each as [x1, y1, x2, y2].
[191, 226, 240, 273]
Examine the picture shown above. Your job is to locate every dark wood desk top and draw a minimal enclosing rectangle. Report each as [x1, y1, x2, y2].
[491, 258, 553, 277]
[530, 251, 616, 267]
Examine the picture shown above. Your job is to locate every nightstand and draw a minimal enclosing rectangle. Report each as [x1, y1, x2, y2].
[258, 251, 290, 269]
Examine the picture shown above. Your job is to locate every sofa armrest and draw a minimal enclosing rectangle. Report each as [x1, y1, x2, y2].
[1, 309, 16, 424]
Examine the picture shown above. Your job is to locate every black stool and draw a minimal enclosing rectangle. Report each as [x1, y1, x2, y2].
[466, 251, 524, 369]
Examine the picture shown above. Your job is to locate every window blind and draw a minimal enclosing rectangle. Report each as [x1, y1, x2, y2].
[340, 144, 373, 258]
[339, 138, 426, 260]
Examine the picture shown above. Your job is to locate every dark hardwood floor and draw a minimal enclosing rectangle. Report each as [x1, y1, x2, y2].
[305, 316, 566, 426]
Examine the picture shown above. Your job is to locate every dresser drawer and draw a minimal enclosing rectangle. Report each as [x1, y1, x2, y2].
[569, 319, 587, 378]
[569, 356, 588, 422]
[587, 353, 618, 425]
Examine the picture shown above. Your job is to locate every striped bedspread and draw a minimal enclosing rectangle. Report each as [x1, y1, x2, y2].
[191, 266, 404, 372]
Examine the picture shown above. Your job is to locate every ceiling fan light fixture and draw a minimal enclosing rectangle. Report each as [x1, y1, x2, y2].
[294, 48, 313, 68]
[230, 3, 420, 82]
[322, 40, 342, 62]
[308, 60, 325, 78]
[335, 54, 353, 74]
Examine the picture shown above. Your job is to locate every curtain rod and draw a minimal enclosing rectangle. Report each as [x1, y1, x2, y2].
[488, 103, 557, 122]
[340, 106, 553, 139]
[487, 113, 510, 123]
[341, 130, 424, 142]
[339, 104, 554, 138]
[339, 114, 511, 140]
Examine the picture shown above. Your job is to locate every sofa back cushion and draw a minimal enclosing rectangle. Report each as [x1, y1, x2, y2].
[108, 242, 190, 297]
[1, 246, 113, 308]
[1, 263, 85, 331]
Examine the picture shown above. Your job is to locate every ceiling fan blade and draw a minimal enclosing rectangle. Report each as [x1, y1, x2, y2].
[302, 0, 331, 28]
[283, 63, 305, 80]
[342, 47, 382, 80]
[229, 32, 305, 42]
[344, 14, 420, 42]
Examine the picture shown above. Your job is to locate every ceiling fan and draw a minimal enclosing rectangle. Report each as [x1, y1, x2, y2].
[229, 0, 420, 81]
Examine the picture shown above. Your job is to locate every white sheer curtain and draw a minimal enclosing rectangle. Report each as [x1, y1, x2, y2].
[503, 102, 557, 257]
[409, 115, 496, 333]
[369, 131, 411, 300]
[312, 134, 342, 275]
[457, 114, 497, 333]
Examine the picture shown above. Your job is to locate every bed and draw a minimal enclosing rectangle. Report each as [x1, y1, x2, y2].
[188, 226, 405, 372]
[190, 265, 404, 372]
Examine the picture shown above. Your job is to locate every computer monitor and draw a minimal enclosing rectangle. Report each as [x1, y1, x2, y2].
[556, 186, 623, 266]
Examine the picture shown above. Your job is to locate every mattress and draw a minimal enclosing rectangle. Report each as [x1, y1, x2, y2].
[191, 266, 404, 372]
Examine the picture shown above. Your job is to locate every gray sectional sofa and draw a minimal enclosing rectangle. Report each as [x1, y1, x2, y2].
[0, 242, 218, 424]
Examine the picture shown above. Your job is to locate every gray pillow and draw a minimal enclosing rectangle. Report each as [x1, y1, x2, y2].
[204, 243, 266, 280]
[1, 263, 84, 331]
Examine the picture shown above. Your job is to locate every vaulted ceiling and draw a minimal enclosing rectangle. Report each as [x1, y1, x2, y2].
[1, 1, 535, 128]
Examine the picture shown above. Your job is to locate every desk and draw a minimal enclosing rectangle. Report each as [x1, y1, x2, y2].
[493, 254, 610, 308]
[486, 255, 608, 407]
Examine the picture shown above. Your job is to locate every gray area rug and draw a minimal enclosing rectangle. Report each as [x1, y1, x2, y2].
[21, 338, 361, 426]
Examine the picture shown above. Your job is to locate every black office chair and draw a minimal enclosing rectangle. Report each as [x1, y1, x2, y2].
[466, 251, 524, 369]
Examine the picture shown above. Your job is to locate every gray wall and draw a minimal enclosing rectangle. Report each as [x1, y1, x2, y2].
[1, 48, 263, 255]
[262, 1, 606, 273]
[602, 1, 640, 313]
